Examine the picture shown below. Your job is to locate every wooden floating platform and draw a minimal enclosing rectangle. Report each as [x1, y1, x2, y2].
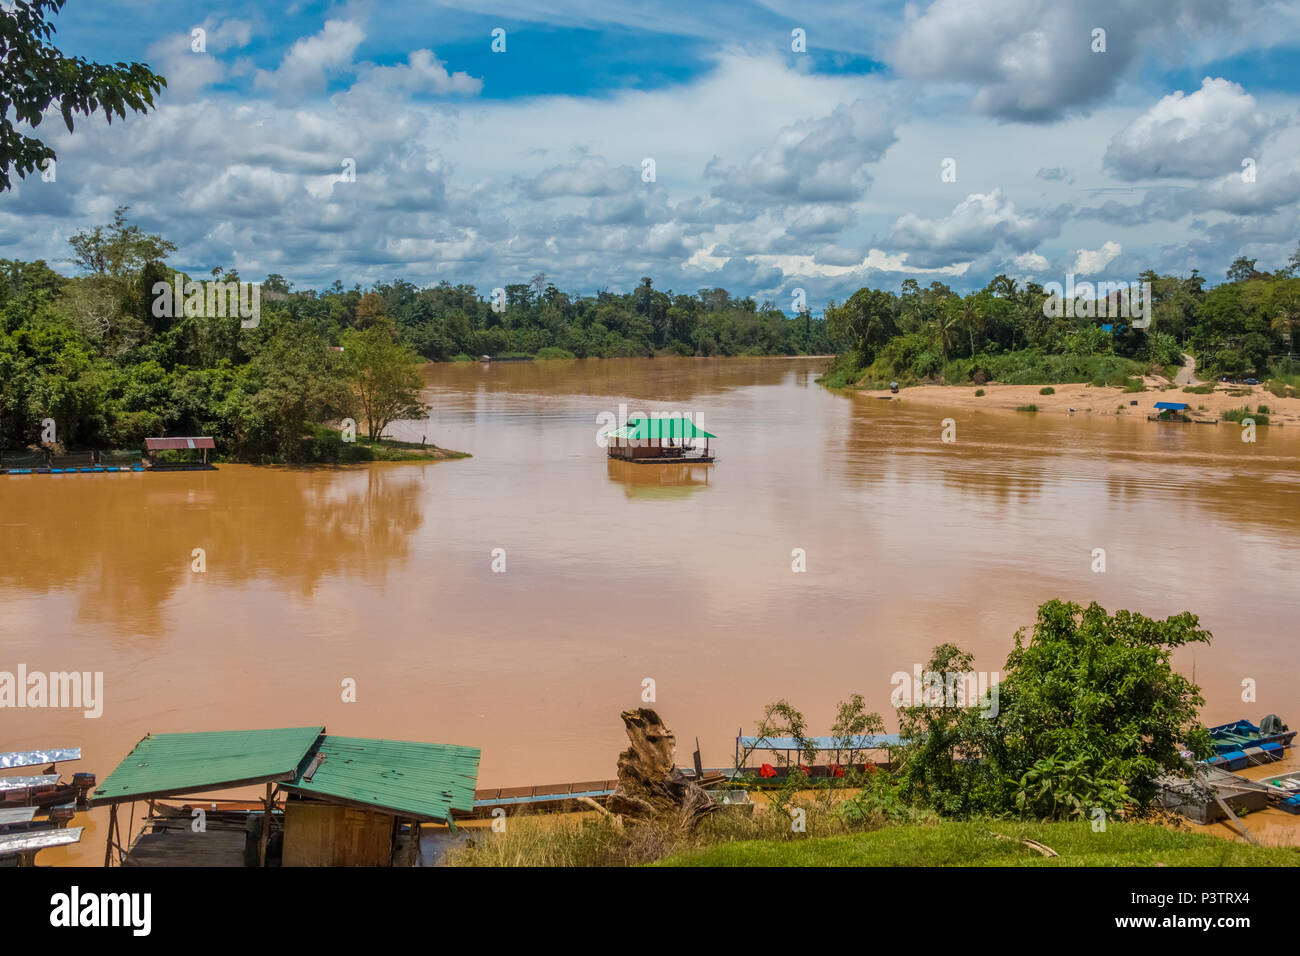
[466, 768, 732, 816]
[467, 779, 620, 815]
[122, 829, 247, 867]
[618, 456, 715, 465]
[1157, 766, 1272, 824]
[2, 466, 145, 476]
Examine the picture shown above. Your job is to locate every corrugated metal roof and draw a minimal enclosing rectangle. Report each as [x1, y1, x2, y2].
[0, 774, 59, 792]
[609, 417, 717, 440]
[739, 734, 903, 751]
[0, 826, 83, 857]
[93, 726, 323, 804]
[0, 748, 81, 770]
[279, 735, 480, 823]
[145, 437, 215, 450]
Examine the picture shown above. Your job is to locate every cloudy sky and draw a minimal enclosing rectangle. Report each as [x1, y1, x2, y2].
[4, 0, 1300, 309]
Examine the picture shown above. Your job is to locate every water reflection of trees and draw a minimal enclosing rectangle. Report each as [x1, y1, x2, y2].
[422, 356, 827, 403]
[0, 465, 427, 635]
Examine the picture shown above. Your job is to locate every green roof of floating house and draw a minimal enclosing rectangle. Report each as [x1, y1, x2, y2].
[92, 726, 325, 804]
[279, 736, 481, 823]
[608, 417, 717, 440]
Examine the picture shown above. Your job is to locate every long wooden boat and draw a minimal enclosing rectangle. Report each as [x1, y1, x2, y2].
[0, 748, 95, 809]
[0, 826, 84, 866]
[1208, 719, 1296, 754]
[1257, 769, 1300, 797]
[0, 752, 90, 866]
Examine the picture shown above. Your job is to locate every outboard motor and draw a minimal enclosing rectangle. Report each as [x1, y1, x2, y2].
[1261, 714, 1288, 735]
[72, 772, 96, 810]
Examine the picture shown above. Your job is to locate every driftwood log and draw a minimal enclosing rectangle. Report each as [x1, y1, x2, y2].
[608, 708, 715, 827]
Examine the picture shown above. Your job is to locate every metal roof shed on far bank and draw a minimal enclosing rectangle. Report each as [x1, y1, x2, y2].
[91, 726, 325, 805]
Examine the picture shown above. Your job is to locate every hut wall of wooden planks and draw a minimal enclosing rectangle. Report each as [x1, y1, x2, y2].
[281, 799, 396, 867]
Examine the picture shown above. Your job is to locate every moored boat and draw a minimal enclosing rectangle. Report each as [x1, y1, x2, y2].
[0, 749, 95, 810]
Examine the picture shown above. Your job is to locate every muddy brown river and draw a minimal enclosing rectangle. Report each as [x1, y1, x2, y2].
[3, 356, 1297, 862]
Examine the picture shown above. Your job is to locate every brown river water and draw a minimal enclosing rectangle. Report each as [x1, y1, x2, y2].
[2, 356, 1298, 863]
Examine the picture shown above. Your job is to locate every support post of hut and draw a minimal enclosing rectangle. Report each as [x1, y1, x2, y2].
[259, 782, 273, 866]
[103, 803, 118, 867]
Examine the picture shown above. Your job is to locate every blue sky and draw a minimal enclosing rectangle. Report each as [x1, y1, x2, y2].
[4, 0, 1300, 309]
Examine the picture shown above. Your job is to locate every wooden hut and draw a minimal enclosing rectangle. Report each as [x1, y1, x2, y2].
[92, 726, 480, 867]
[144, 436, 215, 469]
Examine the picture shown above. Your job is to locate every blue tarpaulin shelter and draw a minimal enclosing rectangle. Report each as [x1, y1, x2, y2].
[1154, 402, 1189, 411]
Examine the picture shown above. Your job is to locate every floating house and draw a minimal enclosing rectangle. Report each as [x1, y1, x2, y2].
[93, 726, 480, 867]
[606, 417, 717, 463]
[144, 436, 216, 470]
[1150, 401, 1191, 422]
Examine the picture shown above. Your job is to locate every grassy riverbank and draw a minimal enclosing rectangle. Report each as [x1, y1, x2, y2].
[655, 820, 1300, 867]
[447, 814, 1300, 868]
[299, 425, 470, 463]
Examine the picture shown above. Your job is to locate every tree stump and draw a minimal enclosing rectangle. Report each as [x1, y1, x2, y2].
[607, 708, 715, 827]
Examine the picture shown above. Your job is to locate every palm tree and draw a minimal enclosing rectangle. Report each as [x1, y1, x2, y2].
[960, 296, 986, 358]
[1271, 280, 1300, 359]
[933, 303, 961, 361]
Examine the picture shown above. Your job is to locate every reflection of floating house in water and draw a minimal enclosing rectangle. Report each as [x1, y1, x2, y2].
[607, 459, 713, 499]
[144, 436, 216, 470]
[93, 726, 480, 867]
[606, 417, 716, 463]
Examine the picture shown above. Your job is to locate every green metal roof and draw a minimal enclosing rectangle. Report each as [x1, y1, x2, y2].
[93, 726, 324, 805]
[609, 417, 717, 440]
[279, 735, 480, 823]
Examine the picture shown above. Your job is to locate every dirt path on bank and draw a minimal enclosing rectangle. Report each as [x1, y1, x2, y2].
[1174, 353, 1201, 386]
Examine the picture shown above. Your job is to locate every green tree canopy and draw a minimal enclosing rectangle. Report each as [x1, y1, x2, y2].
[341, 326, 430, 441]
[1, 0, 166, 190]
[896, 599, 1213, 820]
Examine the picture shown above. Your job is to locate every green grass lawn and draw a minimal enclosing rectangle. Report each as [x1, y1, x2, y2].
[354, 436, 471, 462]
[652, 821, 1300, 867]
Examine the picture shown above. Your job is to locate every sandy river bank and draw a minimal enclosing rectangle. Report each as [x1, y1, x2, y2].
[857, 377, 1300, 426]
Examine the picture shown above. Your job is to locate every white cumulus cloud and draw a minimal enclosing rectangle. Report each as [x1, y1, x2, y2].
[1103, 77, 1277, 181]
